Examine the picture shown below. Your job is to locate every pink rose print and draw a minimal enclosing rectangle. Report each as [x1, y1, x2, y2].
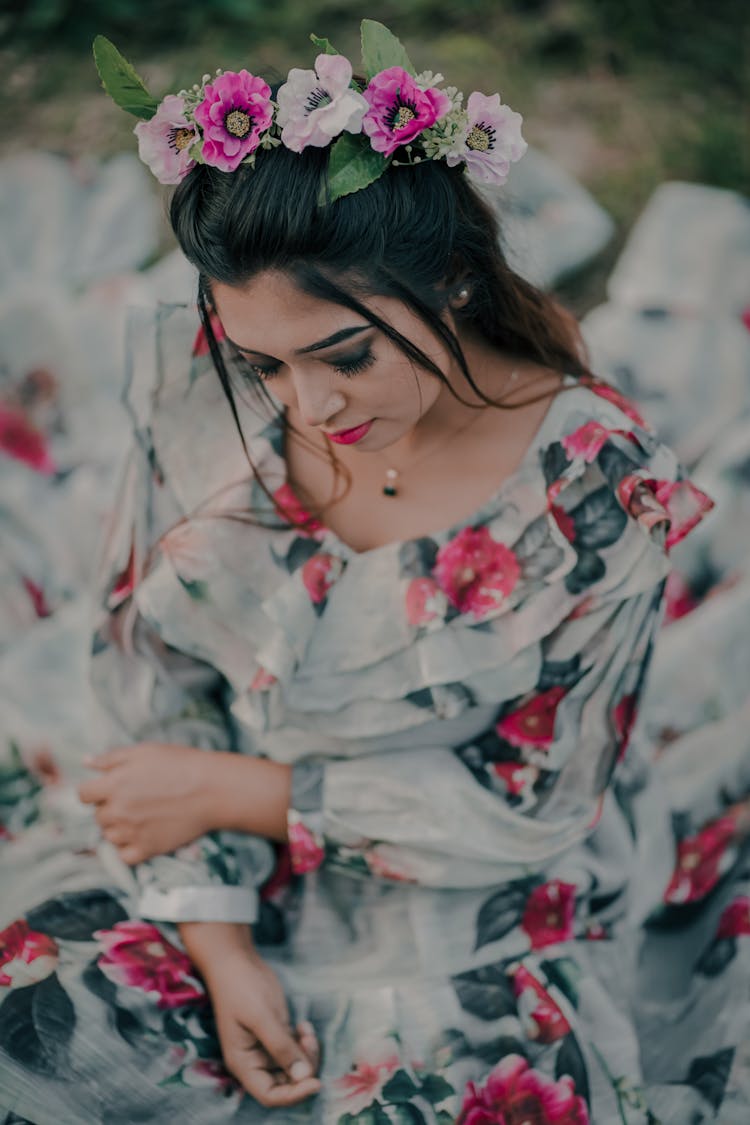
[663, 569, 699, 624]
[521, 881, 577, 950]
[617, 475, 714, 551]
[287, 811, 325, 874]
[333, 1039, 401, 1115]
[613, 692, 638, 763]
[94, 921, 205, 1009]
[272, 482, 325, 537]
[364, 846, 419, 883]
[741, 307, 750, 334]
[457, 1053, 589, 1125]
[0, 405, 56, 474]
[22, 576, 52, 618]
[493, 761, 538, 798]
[663, 814, 738, 904]
[107, 541, 136, 610]
[301, 552, 344, 604]
[549, 502, 576, 544]
[716, 896, 750, 940]
[561, 420, 618, 463]
[510, 964, 572, 1044]
[249, 664, 278, 691]
[584, 920, 609, 940]
[496, 686, 568, 752]
[192, 310, 226, 357]
[260, 843, 294, 900]
[434, 526, 521, 620]
[0, 920, 58, 988]
[405, 576, 448, 626]
[581, 377, 648, 428]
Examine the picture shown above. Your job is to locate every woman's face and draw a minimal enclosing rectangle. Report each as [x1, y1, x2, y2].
[210, 270, 457, 452]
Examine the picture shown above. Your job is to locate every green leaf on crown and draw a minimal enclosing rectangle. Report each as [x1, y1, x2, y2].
[360, 19, 416, 80]
[310, 33, 339, 56]
[92, 35, 160, 120]
[324, 133, 389, 203]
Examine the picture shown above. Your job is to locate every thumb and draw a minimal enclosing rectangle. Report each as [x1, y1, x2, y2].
[259, 1017, 315, 1083]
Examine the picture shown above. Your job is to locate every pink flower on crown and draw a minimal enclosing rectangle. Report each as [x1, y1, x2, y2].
[433, 526, 520, 620]
[277, 54, 367, 152]
[362, 67, 451, 156]
[457, 1054, 589, 1125]
[447, 91, 527, 186]
[133, 94, 197, 185]
[194, 71, 273, 172]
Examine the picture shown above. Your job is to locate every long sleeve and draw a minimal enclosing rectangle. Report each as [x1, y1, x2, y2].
[286, 580, 666, 888]
[88, 425, 275, 924]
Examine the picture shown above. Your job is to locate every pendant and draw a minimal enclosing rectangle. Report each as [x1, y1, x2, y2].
[383, 468, 399, 497]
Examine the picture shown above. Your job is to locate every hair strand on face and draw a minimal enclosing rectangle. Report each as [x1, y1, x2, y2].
[171, 139, 592, 532]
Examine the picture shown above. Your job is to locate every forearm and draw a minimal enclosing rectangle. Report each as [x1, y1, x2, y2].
[179, 919, 259, 980]
[204, 751, 293, 843]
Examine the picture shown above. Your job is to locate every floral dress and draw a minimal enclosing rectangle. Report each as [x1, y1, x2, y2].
[0, 302, 747, 1125]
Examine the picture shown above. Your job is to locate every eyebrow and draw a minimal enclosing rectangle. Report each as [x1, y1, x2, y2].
[226, 324, 372, 358]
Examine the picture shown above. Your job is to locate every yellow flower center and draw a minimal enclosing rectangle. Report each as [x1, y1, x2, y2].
[467, 124, 491, 152]
[225, 109, 252, 138]
[394, 105, 416, 130]
[682, 851, 700, 870]
[173, 127, 193, 151]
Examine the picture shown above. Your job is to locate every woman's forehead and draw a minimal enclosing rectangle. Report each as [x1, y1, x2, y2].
[211, 272, 392, 356]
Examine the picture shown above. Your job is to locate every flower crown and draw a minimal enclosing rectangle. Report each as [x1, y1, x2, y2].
[93, 20, 527, 202]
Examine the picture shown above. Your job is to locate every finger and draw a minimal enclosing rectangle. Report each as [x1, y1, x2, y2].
[77, 778, 110, 805]
[255, 1016, 316, 1085]
[296, 1022, 320, 1070]
[116, 843, 144, 866]
[230, 1057, 321, 1108]
[102, 825, 132, 846]
[94, 806, 118, 828]
[82, 747, 131, 771]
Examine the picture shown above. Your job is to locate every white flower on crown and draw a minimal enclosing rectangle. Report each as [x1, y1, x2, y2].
[276, 54, 368, 152]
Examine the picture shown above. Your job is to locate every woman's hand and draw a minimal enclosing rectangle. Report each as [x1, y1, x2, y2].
[77, 742, 216, 865]
[77, 742, 293, 865]
[181, 922, 321, 1109]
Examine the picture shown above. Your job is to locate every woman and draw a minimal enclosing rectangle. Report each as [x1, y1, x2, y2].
[0, 23, 744, 1125]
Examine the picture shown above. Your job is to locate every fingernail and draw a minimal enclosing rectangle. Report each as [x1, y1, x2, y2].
[290, 1059, 312, 1082]
[299, 1020, 315, 1036]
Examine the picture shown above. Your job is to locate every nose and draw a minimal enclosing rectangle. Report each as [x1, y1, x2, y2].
[292, 371, 347, 429]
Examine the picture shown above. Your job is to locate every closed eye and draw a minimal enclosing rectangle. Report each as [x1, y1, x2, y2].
[234, 347, 376, 382]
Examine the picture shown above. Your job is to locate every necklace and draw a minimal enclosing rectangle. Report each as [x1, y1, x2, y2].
[380, 368, 520, 497]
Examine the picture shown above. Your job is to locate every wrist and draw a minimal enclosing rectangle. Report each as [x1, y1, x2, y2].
[179, 919, 259, 980]
[205, 752, 292, 842]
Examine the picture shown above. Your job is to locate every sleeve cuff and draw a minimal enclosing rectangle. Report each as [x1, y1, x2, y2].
[138, 883, 260, 923]
[287, 758, 326, 874]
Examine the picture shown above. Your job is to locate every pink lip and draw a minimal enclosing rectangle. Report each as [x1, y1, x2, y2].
[326, 419, 374, 445]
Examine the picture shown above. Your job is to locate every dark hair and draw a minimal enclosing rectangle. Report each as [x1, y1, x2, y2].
[169, 143, 592, 525]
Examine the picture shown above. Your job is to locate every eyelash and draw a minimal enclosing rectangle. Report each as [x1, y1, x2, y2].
[239, 347, 376, 382]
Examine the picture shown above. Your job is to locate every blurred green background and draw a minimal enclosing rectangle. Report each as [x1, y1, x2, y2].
[1, 0, 746, 311]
